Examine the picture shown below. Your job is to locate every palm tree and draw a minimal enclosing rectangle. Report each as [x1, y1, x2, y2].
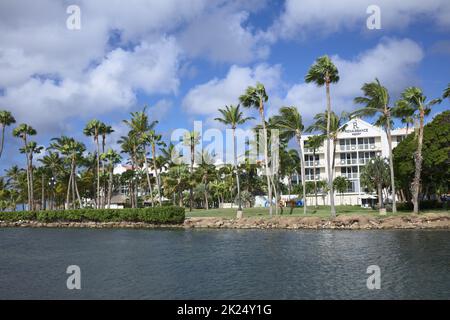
[333, 176, 350, 205]
[98, 123, 114, 208]
[352, 78, 397, 213]
[12, 124, 37, 210]
[0, 110, 16, 159]
[393, 100, 416, 134]
[50, 136, 85, 209]
[123, 108, 158, 207]
[443, 83, 450, 100]
[360, 157, 390, 214]
[306, 111, 347, 214]
[305, 55, 340, 217]
[215, 104, 254, 216]
[38, 152, 63, 210]
[195, 150, 216, 210]
[147, 129, 166, 206]
[118, 133, 141, 208]
[398, 87, 441, 214]
[84, 119, 103, 208]
[101, 149, 121, 208]
[272, 106, 308, 214]
[305, 135, 324, 208]
[239, 82, 274, 217]
[182, 131, 201, 211]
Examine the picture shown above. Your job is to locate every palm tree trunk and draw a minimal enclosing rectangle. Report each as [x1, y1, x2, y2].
[142, 146, 154, 207]
[296, 134, 307, 214]
[313, 150, 318, 208]
[107, 167, 113, 208]
[189, 145, 194, 212]
[259, 103, 272, 217]
[0, 125, 5, 159]
[412, 109, 425, 214]
[378, 182, 383, 213]
[74, 165, 82, 208]
[152, 144, 162, 206]
[385, 112, 397, 213]
[325, 80, 336, 217]
[66, 164, 73, 209]
[41, 174, 45, 210]
[233, 128, 242, 212]
[29, 153, 35, 211]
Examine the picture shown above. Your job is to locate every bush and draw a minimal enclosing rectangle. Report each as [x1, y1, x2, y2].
[396, 200, 447, 212]
[0, 206, 185, 224]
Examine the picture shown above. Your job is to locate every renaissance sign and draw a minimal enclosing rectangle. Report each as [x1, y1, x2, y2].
[344, 120, 369, 136]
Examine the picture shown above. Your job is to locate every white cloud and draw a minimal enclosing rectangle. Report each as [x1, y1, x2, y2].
[275, 38, 424, 124]
[182, 63, 283, 116]
[0, 37, 181, 134]
[272, 0, 450, 39]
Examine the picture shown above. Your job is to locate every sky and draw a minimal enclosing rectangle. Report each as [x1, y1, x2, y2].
[0, 0, 449, 170]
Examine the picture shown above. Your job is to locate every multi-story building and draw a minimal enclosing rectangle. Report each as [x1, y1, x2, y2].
[298, 117, 409, 207]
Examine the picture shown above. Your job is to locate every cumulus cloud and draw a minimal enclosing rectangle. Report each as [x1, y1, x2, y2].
[275, 38, 424, 123]
[0, 37, 181, 133]
[272, 0, 450, 39]
[182, 64, 283, 116]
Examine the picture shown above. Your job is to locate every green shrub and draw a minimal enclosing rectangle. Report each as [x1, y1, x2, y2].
[396, 200, 447, 211]
[0, 206, 185, 224]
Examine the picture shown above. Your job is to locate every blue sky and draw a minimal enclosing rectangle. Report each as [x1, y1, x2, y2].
[0, 0, 449, 170]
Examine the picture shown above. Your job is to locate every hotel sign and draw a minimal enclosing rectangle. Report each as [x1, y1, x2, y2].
[344, 121, 369, 136]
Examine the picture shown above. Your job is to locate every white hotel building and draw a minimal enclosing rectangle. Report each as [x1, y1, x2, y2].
[298, 117, 409, 207]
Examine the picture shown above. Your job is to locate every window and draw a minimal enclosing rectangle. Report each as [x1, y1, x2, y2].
[305, 154, 319, 166]
[339, 152, 357, 165]
[358, 137, 375, 150]
[339, 138, 357, 151]
[359, 151, 375, 164]
[305, 168, 320, 181]
[341, 166, 358, 179]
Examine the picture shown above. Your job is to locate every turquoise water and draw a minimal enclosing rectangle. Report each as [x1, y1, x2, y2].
[0, 228, 449, 299]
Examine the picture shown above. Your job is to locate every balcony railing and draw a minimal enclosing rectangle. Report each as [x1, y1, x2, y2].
[305, 160, 320, 167]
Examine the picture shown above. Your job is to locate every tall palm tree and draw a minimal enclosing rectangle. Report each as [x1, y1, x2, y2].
[305, 55, 340, 217]
[147, 129, 166, 206]
[84, 119, 103, 208]
[123, 108, 158, 207]
[306, 111, 347, 214]
[12, 124, 37, 210]
[118, 133, 141, 208]
[398, 87, 441, 214]
[239, 82, 274, 217]
[215, 104, 254, 216]
[0, 110, 16, 159]
[50, 136, 85, 209]
[305, 135, 324, 208]
[333, 176, 350, 205]
[38, 152, 63, 210]
[352, 78, 397, 213]
[272, 106, 308, 214]
[101, 149, 121, 208]
[98, 123, 114, 208]
[182, 131, 201, 211]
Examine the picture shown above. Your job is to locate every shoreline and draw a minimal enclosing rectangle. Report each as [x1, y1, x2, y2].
[1, 213, 449, 230]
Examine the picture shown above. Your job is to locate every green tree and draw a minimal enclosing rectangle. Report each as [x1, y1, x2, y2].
[333, 176, 350, 205]
[272, 106, 308, 214]
[352, 78, 398, 213]
[360, 156, 390, 213]
[393, 110, 450, 206]
[215, 104, 254, 216]
[443, 83, 450, 100]
[38, 152, 63, 210]
[305, 56, 340, 217]
[398, 87, 441, 214]
[0, 110, 16, 159]
[84, 119, 103, 208]
[12, 124, 37, 210]
[239, 83, 274, 217]
[100, 149, 121, 208]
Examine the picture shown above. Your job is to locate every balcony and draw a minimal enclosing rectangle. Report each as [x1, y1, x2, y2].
[305, 160, 320, 167]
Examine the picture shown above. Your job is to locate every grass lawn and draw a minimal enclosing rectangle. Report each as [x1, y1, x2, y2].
[186, 206, 449, 219]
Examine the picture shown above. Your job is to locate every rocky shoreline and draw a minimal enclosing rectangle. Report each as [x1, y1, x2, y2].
[1, 213, 449, 230]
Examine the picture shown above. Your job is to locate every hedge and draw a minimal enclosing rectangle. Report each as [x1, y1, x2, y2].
[0, 206, 185, 224]
[396, 200, 448, 211]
